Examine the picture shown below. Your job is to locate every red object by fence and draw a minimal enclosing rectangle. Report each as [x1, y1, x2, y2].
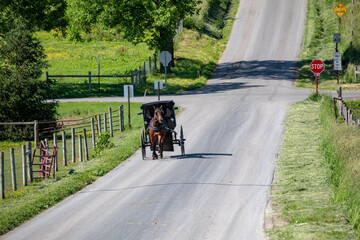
[32, 141, 58, 179]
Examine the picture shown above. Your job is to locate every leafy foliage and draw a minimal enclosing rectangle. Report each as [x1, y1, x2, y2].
[94, 132, 114, 155]
[0, 0, 67, 34]
[0, 21, 57, 125]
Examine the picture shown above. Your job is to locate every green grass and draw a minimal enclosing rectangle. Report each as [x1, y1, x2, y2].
[266, 95, 356, 239]
[296, 0, 360, 91]
[320, 96, 360, 237]
[38, 0, 239, 99]
[37, 31, 153, 98]
[0, 101, 145, 234]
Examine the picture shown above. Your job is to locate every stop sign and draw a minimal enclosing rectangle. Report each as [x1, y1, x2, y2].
[310, 60, 325, 75]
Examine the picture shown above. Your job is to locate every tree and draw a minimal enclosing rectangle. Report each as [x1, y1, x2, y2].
[104, 0, 201, 68]
[0, 0, 67, 34]
[0, 21, 57, 126]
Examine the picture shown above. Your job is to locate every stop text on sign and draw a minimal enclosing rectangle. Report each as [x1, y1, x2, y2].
[311, 64, 324, 70]
[310, 59, 325, 76]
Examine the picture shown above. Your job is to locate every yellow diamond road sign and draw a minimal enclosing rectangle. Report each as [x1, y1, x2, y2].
[334, 3, 348, 18]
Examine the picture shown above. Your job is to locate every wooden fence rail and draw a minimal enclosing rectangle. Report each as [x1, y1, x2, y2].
[0, 105, 125, 200]
[45, 54, 159, 92]
[334, 87, 360, 126]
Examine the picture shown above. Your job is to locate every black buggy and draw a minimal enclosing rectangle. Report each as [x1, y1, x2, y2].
[138, 100, 185, 159]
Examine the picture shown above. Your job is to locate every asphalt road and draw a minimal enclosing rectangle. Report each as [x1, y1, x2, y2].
[2, 1, 310, 239]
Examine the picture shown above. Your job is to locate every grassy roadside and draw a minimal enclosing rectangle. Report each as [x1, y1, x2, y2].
[296, 0, 360, 91]
[266, 95, 356, 239]
[0, 102, 144, 235]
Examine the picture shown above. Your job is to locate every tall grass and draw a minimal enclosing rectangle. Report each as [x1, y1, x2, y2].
[320, 95, 360, 236]
[267, 95, 356, 239]
[297, 0, 360, 90]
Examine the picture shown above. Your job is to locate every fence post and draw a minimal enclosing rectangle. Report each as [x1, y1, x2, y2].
[134, 69, 138, 85]
[34, 120, 38, 147]
[62, 130, 67, 166]
[104, 113, 108, 132]
[71, 128, 76, 163]
[53, 133, 58, 171]
[10, 148, 17, 191]
[109, 107, 113, 137]
[131, 72, 134, 85]
[22, 145, 27, 186]
[91, 117, 96, 148]
[154, 53, 157, 69]
[143, 62, 146, 82]
[138, 66, 141, 85]
[83, 129, 89, 161]
[89, 71, 92, 93]
[78, 135, 83, 162]
[98, 115, 102, 134]
[1, 152, 4, 199]
[27, 142, 32, 183]
[120, 105, 124, 131]
[149, 57, 152, 75]
[46, 71, 49, 83]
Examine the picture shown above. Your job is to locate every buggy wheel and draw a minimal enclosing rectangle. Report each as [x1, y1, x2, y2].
[180, 125, 185, 156]
[141, 130, 146, 160]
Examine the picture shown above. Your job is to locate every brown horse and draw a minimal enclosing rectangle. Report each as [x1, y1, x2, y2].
[148, 106, 167, 159]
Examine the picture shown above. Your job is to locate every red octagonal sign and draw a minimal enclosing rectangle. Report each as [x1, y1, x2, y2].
[310, 59, 325, 76]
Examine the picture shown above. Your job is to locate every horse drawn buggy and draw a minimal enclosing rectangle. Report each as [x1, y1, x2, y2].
[138, 100, 185, 159]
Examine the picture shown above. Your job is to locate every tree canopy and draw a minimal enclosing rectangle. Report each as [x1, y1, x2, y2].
[0, 21, 57, 124]
[0, 0, 67, 34]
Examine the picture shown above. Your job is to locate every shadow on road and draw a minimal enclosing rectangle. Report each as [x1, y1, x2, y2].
[170, 153, 233, 159]
[212, 60, 299, 81]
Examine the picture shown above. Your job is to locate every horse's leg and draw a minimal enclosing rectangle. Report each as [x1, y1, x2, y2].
[158, 130, 165, 159]
[149, 131, 158, 160]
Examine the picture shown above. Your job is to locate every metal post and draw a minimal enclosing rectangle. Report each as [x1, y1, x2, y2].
[53, 133, 58, 171]
[109, 108, 113, 137]
[62, 130, 67, 166]
[1, 152, 4, 199]
[10, 148, 17, 191]
[71, 128, 75, 163]
[22, 145, 27, 186]
[83, 129, 89, 161]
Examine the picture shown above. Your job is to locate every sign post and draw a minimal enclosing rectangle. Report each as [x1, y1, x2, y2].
[159, 51, 172, 91]
[124, 85, 134, 127]
[154, 81, 163, 101]
[310, 60, 325, 95]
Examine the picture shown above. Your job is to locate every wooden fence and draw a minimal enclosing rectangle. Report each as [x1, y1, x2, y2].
[45, 53, 159, 92]
[334, 87, 360, 125]
[0, 105, 125, 199]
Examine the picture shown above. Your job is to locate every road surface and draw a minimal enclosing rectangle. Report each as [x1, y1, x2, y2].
[2, 0, 309, 239]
